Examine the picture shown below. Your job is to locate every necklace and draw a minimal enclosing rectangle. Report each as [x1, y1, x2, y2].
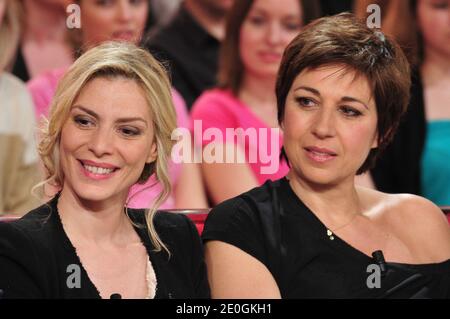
[326, 213, 358, 240]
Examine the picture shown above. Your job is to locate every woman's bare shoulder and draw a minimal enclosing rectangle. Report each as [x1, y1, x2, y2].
[359, 187, 450, 262]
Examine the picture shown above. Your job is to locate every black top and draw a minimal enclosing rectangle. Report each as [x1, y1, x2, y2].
[371, 70, 426, 195]
[11, 48, 30, 83]
[319, 0, 353, 15]
[145, 4, 220, 109]
[202, 178, 450, 298]
[0, 195, 210, 299]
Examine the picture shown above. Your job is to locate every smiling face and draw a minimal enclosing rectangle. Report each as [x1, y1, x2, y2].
[80, 0, 148, 47]
[59, 76, 157, 206]
[239, 0, 302, 79]
[282, 65, 378, 187]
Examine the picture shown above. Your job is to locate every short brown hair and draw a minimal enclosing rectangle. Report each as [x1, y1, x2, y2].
[276, 13, 411, 174]
[218, 0, 321, 95]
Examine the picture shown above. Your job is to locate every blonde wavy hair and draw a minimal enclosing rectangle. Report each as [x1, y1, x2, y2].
[0, 0, 22, 70]
[37, 42, 177, 254]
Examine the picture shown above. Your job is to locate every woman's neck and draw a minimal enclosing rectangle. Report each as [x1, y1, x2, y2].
[57, 188, 132, 245]
[421, 49, 450, 85]
[287, 171, 363, 225]
[23, 0, 67, 42]
[239, 72, 277, 108]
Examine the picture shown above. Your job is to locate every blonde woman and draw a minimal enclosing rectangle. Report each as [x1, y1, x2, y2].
[0, 0, 40, 215]
[0, 42, 210, 299]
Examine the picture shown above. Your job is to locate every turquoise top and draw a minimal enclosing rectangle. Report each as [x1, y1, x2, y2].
[421, 120, 450, 206]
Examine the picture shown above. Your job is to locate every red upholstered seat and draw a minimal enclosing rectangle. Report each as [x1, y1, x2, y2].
[0, 216, 19, 223]
[441, 207, 450, 225]
[161, 209, 210, 235]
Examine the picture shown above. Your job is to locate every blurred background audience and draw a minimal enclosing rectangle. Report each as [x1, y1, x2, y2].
[0, 0, 40, 215]
[28, 0, 149, 120]
[191, 0, 320, 204]
[26, 0, 207, 210]
[321, 0, 353, 15]
[356, 0, 450, 206]
[147, 0, 182, 31]
[146, 0, 234, 109]
[10, 0, 73, 82]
